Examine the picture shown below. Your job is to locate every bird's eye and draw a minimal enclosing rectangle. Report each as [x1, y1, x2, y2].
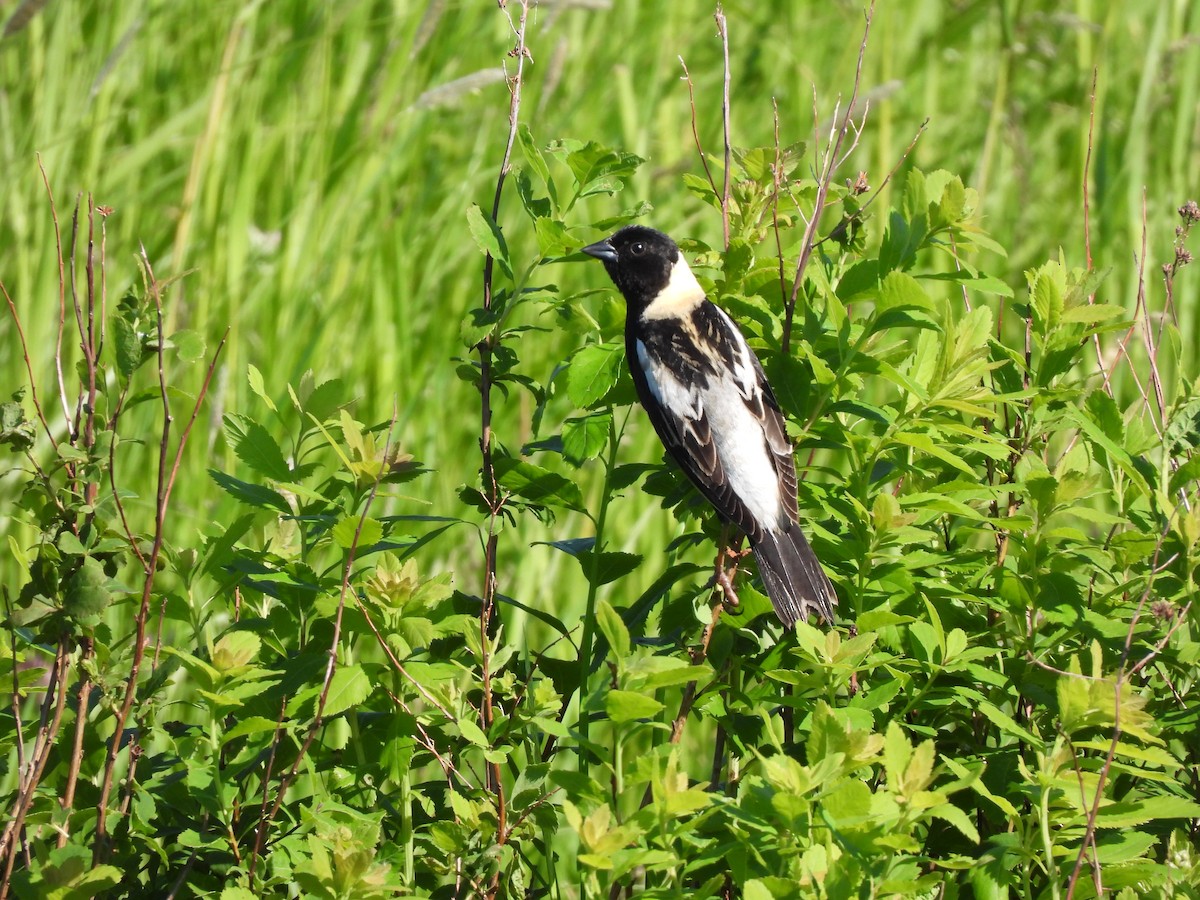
[629, 242, 646, 256]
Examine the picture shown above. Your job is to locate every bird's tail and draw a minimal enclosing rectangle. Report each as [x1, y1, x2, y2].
[751, 522, 836, 628]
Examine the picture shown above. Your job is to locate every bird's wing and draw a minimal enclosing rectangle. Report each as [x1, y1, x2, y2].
[630, 303, 799, 543]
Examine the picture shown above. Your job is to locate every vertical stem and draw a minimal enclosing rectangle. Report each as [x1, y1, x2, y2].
[714, 6, 732, 249]
[477, 3, 531, 887]
[577, 413, 621, 751]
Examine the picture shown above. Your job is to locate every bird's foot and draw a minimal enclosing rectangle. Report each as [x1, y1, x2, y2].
[715, 565, 740, 610]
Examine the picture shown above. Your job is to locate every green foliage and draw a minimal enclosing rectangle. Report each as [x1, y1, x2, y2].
[3, 1, 1200, 898]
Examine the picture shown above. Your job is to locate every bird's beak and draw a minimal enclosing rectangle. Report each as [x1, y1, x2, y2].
[580, 238, 617, 263]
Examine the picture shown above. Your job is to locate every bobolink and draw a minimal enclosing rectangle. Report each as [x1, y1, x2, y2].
[581, 225, 836, 628]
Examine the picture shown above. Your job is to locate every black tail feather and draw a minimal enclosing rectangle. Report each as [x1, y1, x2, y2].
[751, 522, 836, 628]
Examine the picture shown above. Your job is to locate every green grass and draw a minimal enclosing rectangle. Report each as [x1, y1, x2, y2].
[4, 0, 1197, 615]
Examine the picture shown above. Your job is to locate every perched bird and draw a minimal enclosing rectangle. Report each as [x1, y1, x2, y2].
[581, 225, 836, 628]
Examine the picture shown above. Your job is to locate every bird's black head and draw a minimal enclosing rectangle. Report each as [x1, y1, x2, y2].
[581, 225, 681, 310]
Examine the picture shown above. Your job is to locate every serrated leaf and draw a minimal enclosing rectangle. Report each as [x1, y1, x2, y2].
[322, 663, 371, 718]
[567, 342, 624, 409]
[562, 411, 611, 465]
[1091, 796, 1200, 828]
[225, 415, 290, 480]
[534, 216, 572, 257]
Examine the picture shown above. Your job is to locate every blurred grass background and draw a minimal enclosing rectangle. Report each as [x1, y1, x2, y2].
[2, 0, 1198, 616]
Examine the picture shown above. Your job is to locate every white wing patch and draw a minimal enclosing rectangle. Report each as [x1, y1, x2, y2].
[636, 334, 783, 531]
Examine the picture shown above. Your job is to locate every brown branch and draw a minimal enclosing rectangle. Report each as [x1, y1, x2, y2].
[0, 280, 54, 447]
[679, 57, 718, 199]
[714, 5, 732, 249]
[783, 0, 875, 353]
[94, 257, 226, 859]
[56, 637, 94, 849]
[0, 639, 71, 898]
[352, 591, 455, 721]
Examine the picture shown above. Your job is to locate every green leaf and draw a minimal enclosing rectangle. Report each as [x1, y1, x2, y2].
[877, 271, 932, 312]
[112, 314, 144, 378]
[459, 716, 490, 747]
[331, 515, 383, 550]
[224, 415, 290, 480]
[579, 550, 642, 586]
[172, 328, 205, 362]
[494, 457, 584, 511]
[1092, 796, 1200, 828]
[460, 305, 501, 349]
[534, 216, 572, 257]
[567, 342, 624, 409]
[322, 663, 371, 718]
[247, 364, 277, 411]
[210, 470, 292, 512]
[63, 557, 111, 626]
[595, 599, 630, 662]
[562, 411, 611, 465]
[212, 631, 261, 671]
[606, 689, 663, 722]
[517, 123, 551, 188]
[466, 204, 509, 275]
[221, 716, 282, 746]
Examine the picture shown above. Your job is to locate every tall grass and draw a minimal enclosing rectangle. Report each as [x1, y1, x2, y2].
[2, 0, 1198, 616]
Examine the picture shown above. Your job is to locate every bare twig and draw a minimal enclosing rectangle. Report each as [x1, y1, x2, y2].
[56, 638, 94, 849]
[1083, 68, 1098, 272]
[0, 281, 54, 447]
[715, 5, 732, 249]
[679, 57, 718, 199]
[0, 639, 71, 897]
[783, 0, 876, 353]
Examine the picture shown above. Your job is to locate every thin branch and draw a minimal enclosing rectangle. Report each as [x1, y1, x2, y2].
[0, 639, 71, 897]
[0, 281, 54, 444]
[94, 256, 226, 859]
[783, 0, 875, 353]
[679, 57, 718, 198]
[476, 4, 532, 882]
[715, 5, 732, 249]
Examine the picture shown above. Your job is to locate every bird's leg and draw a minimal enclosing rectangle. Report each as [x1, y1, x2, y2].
[711, 526, 747, 612]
